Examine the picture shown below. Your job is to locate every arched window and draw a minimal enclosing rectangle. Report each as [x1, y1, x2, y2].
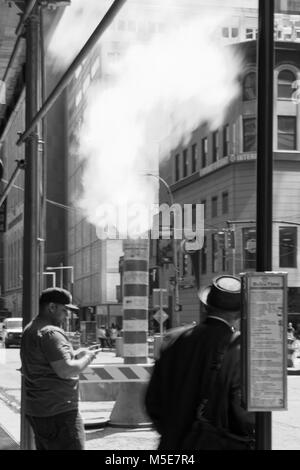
[242, 72, 256, 101]
[278, 69, 296, 99]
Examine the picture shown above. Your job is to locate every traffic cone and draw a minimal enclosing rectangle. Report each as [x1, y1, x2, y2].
[109, 382, 152, 428]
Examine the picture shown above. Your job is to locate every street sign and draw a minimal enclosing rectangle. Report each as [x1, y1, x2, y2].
[241, 272, 287, 412]
[152, 288, 168, 308]
[153, 309, 169, 324]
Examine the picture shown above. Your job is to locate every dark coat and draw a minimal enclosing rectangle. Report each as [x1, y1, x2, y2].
[144, 317, 255, 450]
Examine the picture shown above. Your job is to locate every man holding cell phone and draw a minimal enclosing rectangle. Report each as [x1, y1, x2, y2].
[20, 287, 101, 450]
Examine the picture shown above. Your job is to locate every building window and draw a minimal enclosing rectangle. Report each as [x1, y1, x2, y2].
[118, 20, 125, 30]
[278, 69, 296, 99]
[278, 116, 296, 150]
[191, 143, 197, 173]
[243, 228, 256, 270]
[221, 247, 227, 272]
[183, 149, 188, 177]
[212, 196, 218, 218]
[212, 234, 218, 273]
[175, 154, 180, 181]
[212, 131, 219, 162]
[231, 27, 239, 38]
[223, 124, 229, 157]
[201, 137, 208, 168]
[222, 27, 229, 38]
[222, 192, 229, 214]
[280, 226, 297, 268]
[243, 117, 256, 152]
[245, 28, 257, 39]
[201, 236, 207, 274]
[243, 72, 256, 101]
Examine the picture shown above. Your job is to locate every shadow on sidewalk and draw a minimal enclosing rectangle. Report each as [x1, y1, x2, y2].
[85, 424, 159, 450]
[0, 425, 19, 450]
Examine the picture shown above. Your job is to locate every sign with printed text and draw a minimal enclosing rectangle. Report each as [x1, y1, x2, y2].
[152, 288, 168, 308]
[241, 272, 288, 411]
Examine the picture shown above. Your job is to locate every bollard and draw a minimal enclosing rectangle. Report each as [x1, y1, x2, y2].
[153, 334, 164, 360]
[115, 337, 123, 357]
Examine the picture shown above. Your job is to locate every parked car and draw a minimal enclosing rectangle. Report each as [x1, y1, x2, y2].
[2, 317, 23, 348]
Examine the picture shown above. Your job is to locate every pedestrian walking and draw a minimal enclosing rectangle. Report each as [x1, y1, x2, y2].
[145, 275, 255, 450]
[98, 325, 107, 350]
[110, 323, 118, 348]
[20, 287, 101, 450]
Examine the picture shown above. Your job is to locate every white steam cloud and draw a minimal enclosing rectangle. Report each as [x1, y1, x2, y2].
[49, 2, 243, 238]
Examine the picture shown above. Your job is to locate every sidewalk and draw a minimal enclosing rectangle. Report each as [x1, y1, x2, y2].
[0, 350, 159, 450]
[1, 349, 300, 450]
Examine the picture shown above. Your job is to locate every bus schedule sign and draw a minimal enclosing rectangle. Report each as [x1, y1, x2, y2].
[241, 272, 288, 411]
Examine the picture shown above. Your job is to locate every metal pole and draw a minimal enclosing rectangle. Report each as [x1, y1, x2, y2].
[159, 288, 163, 337]
[2, 36, 24, 83]
[146, 173, 180, 326]
[38, 6, 47, 296]
[43, 272, 56, 287]
[15, 0, 39, 37]
[60, 262, 63, 288]
[1, 0, 38, 84]
[256, 0, 274, 451]
[20, 5, 40, 450]
[17, 0, 127, 146]
[0, 160, 25, 208]
[232, 223, 236, 276]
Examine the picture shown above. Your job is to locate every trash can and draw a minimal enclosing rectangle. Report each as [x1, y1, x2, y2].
[153, 334, 164, 360]
[115, 337, 124, 357]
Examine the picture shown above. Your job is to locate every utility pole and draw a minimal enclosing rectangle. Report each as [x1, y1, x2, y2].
[256, 0, 274, 450]
[20, 4, 40, 450]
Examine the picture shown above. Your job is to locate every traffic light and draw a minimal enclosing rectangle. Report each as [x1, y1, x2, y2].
[218, 231, 225, 250]
[182, 254, 189, 276]
[149, 267, 159, 291]
[227, 230, 235, 249]
[158, 240, 173, 265]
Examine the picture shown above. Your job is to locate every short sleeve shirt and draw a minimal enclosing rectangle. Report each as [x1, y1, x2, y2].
[20, 317, 79, 417]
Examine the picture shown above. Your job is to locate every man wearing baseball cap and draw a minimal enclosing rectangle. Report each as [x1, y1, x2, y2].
[20, 287, 101, 450]
[145, 275, 255, 450]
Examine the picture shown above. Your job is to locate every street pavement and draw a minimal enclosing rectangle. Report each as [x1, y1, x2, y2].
[1, 347, 300, 450]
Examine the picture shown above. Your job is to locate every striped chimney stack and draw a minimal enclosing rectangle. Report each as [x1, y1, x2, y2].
[123, 239, 149, 364]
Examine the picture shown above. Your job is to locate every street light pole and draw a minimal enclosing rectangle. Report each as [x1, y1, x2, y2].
[46, 265, 74, 290]
[146, 173, 180, 327]
[46, 265, 75, 330]
[42, 271, 56, 288]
